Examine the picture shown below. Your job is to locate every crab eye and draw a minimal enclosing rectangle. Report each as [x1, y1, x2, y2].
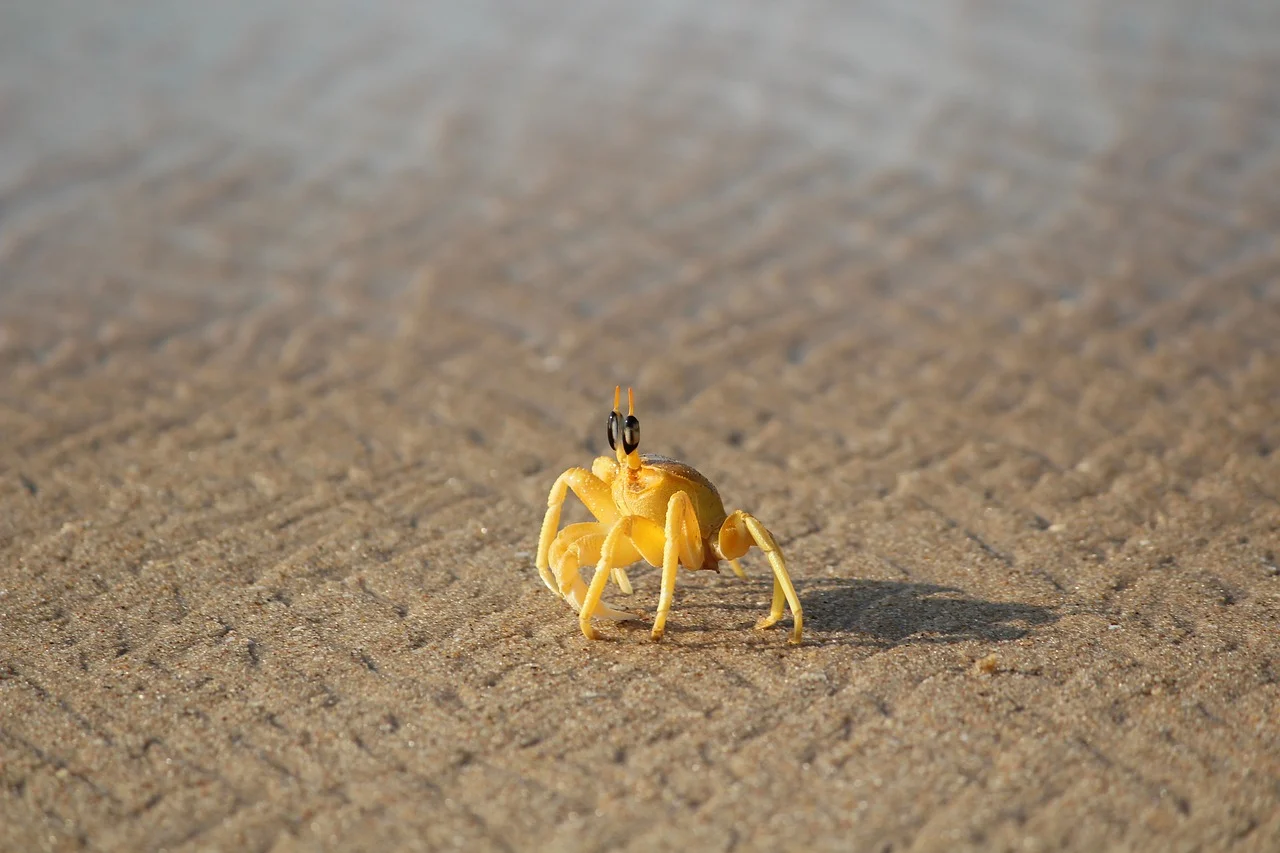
[607, 410, 621, 451]
[622, 415, 640, 455]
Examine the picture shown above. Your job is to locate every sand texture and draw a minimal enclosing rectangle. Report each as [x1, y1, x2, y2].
[2, 2, 1279, 851]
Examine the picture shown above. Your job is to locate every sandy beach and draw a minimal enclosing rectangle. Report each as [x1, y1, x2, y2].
[2, 2, 1279, 850]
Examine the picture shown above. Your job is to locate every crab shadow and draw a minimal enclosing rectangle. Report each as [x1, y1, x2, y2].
[796, 577, 1058, 645]
[647, 575, 1059, 648]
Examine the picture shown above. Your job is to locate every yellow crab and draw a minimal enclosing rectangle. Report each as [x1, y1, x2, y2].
[536, 387, 803, 643]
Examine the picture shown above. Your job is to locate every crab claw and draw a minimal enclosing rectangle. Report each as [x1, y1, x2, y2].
[560, 574, 642, 621]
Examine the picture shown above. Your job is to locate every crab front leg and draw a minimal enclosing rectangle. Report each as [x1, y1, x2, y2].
[552, 521, 637, 596]
[718, 510, 804, 644]
[548, 521, 603, 597]
[589, 456, 635, 592]
[549, 522, 601, 577]
[536, 465, 620, 595]
[651, 491, 705, 641]
[580, 516, 665, 640]
[549, 523, 642, 622]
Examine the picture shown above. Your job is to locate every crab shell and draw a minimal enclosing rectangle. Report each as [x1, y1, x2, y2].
[607, 454, 726, 571]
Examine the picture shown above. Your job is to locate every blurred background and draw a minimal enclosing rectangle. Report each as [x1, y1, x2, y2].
[7, 0, 1277, 380]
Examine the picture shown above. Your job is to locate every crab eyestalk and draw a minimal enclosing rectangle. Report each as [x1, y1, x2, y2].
[612, 386, 642, 470]
[622, 388, 642, 470]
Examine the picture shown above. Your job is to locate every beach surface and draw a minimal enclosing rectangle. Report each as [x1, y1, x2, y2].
[2, 2, 1279, 850]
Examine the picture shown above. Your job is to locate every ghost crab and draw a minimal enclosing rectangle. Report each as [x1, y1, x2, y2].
[536, 387, 803, 643]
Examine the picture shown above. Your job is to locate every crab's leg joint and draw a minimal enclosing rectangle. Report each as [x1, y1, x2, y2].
[717, 511, 803, 644]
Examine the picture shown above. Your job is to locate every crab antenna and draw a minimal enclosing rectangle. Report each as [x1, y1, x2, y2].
[627, 387, 635, 416]
[613, 385, 621, 411]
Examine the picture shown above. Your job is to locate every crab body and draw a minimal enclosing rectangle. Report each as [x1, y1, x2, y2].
[608, 454, 725, 570]
[535, 388, 803, 643]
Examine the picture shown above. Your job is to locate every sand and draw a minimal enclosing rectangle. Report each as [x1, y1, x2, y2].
[2, 1, 1279, 851]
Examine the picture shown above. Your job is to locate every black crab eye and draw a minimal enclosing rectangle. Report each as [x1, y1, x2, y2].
[622, 415, 640, 454]
[607, 410, 621, 451]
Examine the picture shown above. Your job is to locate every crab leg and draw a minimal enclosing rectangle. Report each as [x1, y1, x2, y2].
[542, 483, 632, 597]
[718, 510, 803, 644]
[551, 526, 639, 622]
[651, 491, 704, 641]
[547, 522, 603, 594]
[580, 515, 665, 640]
[536, 467, 619, 594]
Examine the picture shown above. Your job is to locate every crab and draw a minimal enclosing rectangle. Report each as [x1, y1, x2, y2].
[535, 387, 803, 643]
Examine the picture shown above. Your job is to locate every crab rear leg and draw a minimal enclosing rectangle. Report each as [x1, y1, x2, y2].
[718, 510, 803, 644]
